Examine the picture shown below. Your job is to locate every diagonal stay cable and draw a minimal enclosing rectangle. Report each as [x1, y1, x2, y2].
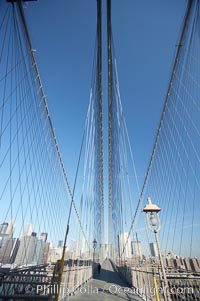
[124, 0, 194, 252]
[15, 1, 89, 247]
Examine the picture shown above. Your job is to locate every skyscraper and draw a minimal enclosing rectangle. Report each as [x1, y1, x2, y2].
[41, 242, 50, 264]
[131, 241, 143, 259]
[149, 243, 158, 257]
[118, 232, 132, 258]
[0, 223, 8, 234]
[0, 221, 15, 263]
[15, 233, 37, 266]
[9, 239, 20, 264]
[33, 239, 45, 264]
[5, 220, 15, 236]
[0, 238, 15, 264]
[23, 224, 33, 236]
[57, 240, 63, 248]
[40, 233, 48, 242]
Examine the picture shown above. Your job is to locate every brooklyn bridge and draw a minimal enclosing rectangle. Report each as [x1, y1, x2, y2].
[0, 0, 200, 300]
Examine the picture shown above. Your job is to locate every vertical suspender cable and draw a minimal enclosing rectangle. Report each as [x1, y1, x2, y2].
[107, 0, 113, 251]
[97, 0, 104, 247]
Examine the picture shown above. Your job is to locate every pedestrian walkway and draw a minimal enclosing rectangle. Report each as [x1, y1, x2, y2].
[68, 259, 143, 301]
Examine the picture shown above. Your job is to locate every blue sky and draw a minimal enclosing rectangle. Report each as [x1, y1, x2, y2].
[23, 0, 187, 187]
[20, 0, 189, 244]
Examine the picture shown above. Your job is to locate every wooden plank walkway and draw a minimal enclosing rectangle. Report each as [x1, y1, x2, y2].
[67, 259, 143, 301]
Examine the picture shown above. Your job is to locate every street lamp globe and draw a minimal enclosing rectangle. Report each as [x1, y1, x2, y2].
[143, 197, 161, 233]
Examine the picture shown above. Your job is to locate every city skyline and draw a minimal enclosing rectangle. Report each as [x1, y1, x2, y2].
[1, 219, 197, 268]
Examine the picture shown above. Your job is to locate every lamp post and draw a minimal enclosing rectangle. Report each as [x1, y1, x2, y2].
[92, 238, 97, 276]
[143, 197, 168, 301]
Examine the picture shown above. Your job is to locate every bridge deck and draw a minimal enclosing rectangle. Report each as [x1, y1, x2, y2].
[68, 260, 142, 301]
